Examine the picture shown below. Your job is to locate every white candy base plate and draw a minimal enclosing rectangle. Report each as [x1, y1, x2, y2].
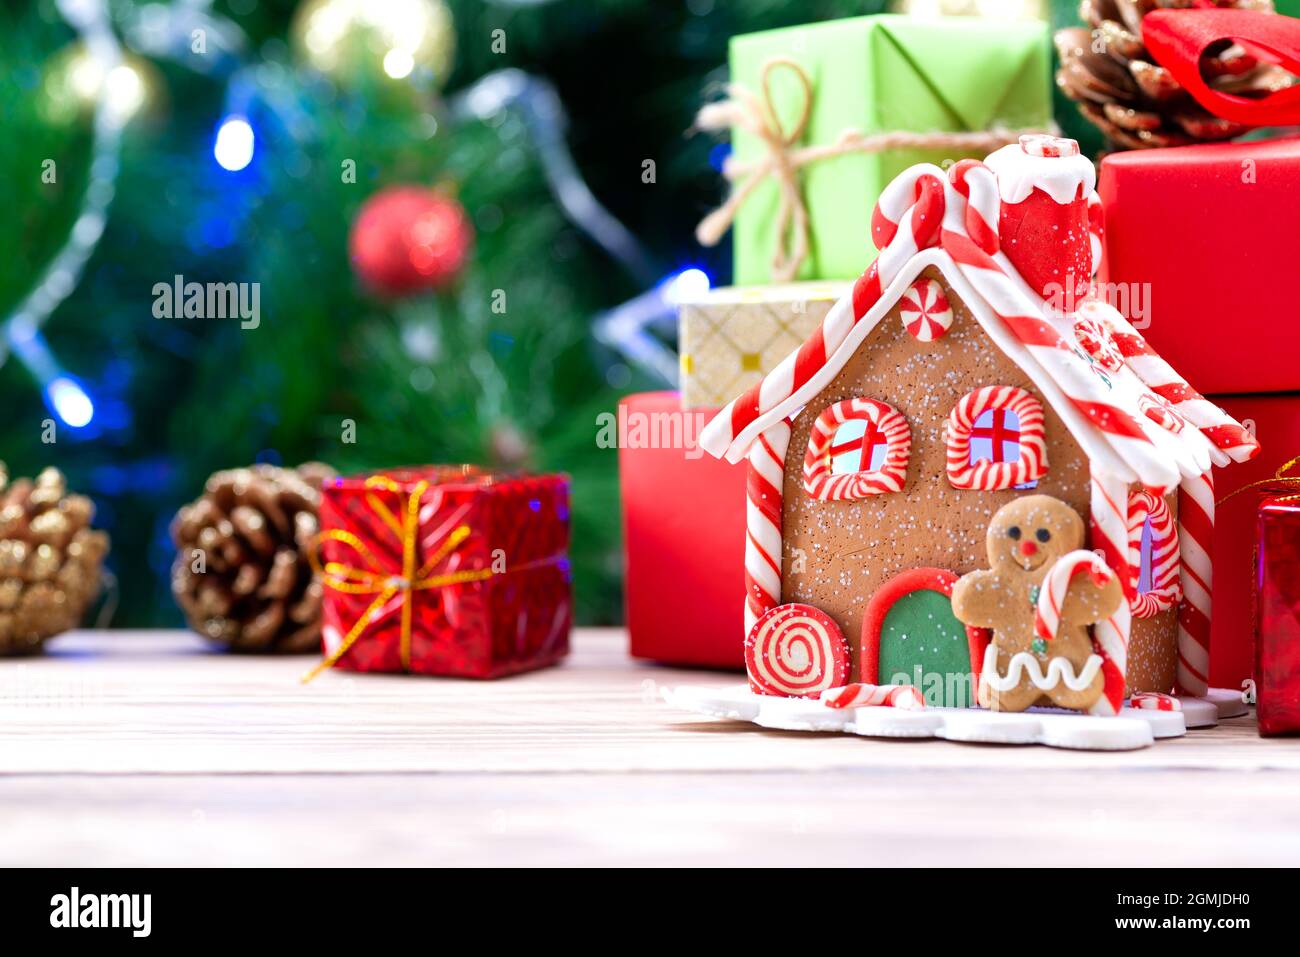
[1206, 687, 1250, 719]
[664, 684, 1193, 751]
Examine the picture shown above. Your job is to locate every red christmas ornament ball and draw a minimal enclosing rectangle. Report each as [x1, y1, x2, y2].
[349, 186, 473, 296]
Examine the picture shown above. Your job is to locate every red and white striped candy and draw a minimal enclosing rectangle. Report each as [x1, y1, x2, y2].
[802, 398, 910, 500]
[1138, 393, 1186, 435]
[822, 683, 926, 710]
[1176, 471, 1215, 696]
[1127, 490, 1181, 619]
[945, 385, 1047, 491]
[1106, 307, 1260, 465]
[1129, 691, 1181, 712]
[1034, 549, 1116, 644]
[1072, 311, 1124, 373]
[745, 603, 850, 698]
[1019, 133, 1079, 158]
[743, 420, 790, 637]
[948, 159, 1000, 256]
[1089, 472, 1132, 716]
[871, 165, 947, 265]
[899, 277, 953, 342]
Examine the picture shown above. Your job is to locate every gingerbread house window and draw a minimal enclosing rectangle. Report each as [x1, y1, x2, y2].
[1128, 491, 1180, 618]
[1138, 521, 1155, 590]
[946, 386, 1048, 491]
[802, 398, 911, 501]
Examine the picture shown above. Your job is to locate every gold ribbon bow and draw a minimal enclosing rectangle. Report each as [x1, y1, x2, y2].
[301, 476, 493, 683]
[1218, 455, 1300, 509]
[694, 57, 1046, 282]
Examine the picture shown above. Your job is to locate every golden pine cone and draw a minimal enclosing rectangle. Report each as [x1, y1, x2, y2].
[171, 463, 335, 652]
[1056, 0, 1292, 149]
[0, 464, 110, 654]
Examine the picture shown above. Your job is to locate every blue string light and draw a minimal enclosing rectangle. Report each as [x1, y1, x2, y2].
[662, 268, 712, 305]
[708, 142, 731, 173]
[593, 266, 713, 386]
[0, 0, 123, 405]
[6, 321, 97, 429]
[46, 377, 96, 429]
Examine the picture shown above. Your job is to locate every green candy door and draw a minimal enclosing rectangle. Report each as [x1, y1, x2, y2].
[862, 568, 981, 709]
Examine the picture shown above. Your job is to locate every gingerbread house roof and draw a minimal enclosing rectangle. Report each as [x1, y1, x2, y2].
[698, 139, 1259, 494]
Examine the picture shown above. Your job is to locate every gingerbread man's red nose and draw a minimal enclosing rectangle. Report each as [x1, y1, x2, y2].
[1019, 542, 1038, 557]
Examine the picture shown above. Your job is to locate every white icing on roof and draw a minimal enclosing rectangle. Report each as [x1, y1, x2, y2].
[984, 141, 1096, 204]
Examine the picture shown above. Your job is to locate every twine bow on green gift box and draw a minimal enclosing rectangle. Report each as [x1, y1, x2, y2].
[694, 16, 1056, 284]
[694, 57, 1034, 283]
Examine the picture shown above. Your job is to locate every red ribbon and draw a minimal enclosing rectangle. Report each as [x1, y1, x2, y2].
[1144, 8, 1300, 126]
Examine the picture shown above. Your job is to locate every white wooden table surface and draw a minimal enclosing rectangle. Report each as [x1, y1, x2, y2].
[0, 628, 1296, 866]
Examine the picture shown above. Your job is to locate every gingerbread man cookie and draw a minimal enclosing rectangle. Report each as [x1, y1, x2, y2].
[952, 495, 1123, 713]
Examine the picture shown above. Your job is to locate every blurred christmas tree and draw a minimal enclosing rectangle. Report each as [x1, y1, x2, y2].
[2, 0, 891, 628]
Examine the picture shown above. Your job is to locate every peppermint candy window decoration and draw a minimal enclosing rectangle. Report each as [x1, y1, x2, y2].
[946, 386, 1048, 490]
[802, 398, 911, 501]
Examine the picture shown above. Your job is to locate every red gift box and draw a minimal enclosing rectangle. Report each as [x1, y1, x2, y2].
[1099, 137, 1300, 395]
[619, 392, 746, 669]
[1209, 394, 1300, 691]
[1257, 494, 1300, 735]
[312, 466, 571, 679]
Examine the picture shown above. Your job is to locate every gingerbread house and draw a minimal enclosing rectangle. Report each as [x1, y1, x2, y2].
[699, 135, 1259, 715]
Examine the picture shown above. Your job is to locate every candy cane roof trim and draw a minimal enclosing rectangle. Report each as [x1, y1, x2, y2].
[699, 167, 1257, 492]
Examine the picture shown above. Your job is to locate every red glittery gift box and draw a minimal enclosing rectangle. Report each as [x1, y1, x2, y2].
[1257, 494, 1300, 735]
[1207, 394, 1300, 690]
[315, 467, 571, 679]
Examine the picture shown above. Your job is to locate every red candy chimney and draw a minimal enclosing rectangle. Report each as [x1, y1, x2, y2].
[985, 135, 1096, 307]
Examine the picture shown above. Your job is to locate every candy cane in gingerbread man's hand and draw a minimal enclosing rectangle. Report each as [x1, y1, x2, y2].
[1034, 550, 1123, 645]
[1034, 549, 1128, 715]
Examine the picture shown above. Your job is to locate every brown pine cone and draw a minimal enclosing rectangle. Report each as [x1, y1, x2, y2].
[0, 464, 110, 654]
[1056, 0, 1292, 149]
[171, 463, 335, 652]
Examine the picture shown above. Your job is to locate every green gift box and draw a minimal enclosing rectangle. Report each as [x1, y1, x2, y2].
[728, 14, 1052, 285]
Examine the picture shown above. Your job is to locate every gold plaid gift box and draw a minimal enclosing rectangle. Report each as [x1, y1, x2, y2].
[677, 282, 848, 409]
